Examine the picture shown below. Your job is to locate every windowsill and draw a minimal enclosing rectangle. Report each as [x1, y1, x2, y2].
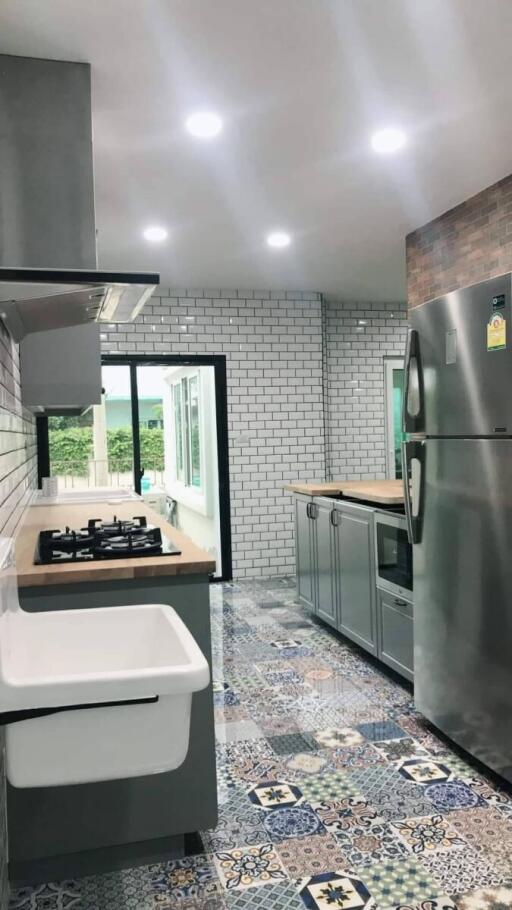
[166, 480, 209, 517]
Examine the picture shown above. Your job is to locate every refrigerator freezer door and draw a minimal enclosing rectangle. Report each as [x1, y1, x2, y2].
[409, 273, 512, 436]
[414, 437, 512, 782]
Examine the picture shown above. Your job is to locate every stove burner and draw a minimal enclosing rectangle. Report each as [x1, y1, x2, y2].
[40, 527, 95, 553]
[35, 515, 182, 564]
[92, 528, 164, 558]
[88, 515, 149, 537]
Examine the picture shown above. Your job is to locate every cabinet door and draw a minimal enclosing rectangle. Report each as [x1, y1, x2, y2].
[313, 500, 337, 627]
[295, 496, 315, 609]
[335, 504, 377, 654]
[377, 589, 413, 681]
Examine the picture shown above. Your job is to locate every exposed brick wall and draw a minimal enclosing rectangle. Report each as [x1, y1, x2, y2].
[406, 174, 512, 308]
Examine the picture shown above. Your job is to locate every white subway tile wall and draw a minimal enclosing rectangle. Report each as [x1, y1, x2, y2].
[324, 298, 408, 480]
[0, 319, 37, 910]
[102, 292, 408, 576]
[101, 290, 327, 578]
[0, 322, 37, 536]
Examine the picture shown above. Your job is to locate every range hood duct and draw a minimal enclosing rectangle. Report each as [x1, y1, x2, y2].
[0, 54, 159, 339]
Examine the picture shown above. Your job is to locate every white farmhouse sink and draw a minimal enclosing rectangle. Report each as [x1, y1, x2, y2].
[33, 487, 139, 506]
[0, 539, 209, 787]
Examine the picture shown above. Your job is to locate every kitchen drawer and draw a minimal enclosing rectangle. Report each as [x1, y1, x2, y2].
[377, 588, 413, 682]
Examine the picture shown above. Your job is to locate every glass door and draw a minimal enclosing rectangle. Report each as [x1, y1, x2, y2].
[134, 364, 223, 579]
[384, 357, 405, 479]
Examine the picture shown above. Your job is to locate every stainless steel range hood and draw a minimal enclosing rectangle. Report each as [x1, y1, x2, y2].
[0, 54, 159, 340]
[0, 268, 159, 342]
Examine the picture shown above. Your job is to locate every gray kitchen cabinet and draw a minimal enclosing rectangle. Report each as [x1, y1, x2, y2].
[377, 587, 414, 681]
[333, 502, 377, 655]
[313, 498, 338, 628]
[295, 494, 316, 610]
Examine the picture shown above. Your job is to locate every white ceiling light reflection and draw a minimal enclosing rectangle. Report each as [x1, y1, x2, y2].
[185, 111, 223, 139]
[143, 226, 168, 242]
[266, 231, 291, 249]
[371, 128, 407, 154]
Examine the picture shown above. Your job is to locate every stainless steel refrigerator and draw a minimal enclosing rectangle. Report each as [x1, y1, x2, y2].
[402, 272, 512, 783]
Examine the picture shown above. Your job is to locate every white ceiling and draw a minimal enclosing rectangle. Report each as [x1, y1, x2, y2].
[1, 0, 512, 300]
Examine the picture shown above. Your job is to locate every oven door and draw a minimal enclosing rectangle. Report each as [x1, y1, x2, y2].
[375, 513, 413, 599]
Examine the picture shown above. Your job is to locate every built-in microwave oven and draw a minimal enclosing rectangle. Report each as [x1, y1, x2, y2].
[374, 511, 413, 600]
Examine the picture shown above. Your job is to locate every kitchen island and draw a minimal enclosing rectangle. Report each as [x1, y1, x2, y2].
[9, 500, 217, 884]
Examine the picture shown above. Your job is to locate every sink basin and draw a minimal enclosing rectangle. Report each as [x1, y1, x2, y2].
[33, 487, 139, 506]
[0, 539, 210, 787]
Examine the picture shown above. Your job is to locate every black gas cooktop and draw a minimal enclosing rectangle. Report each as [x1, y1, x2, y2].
[35, 515, 182, 565]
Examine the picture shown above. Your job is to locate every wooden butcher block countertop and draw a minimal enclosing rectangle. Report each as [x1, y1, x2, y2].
[284, 479, 404, 504]
[16, 500, 216, 587]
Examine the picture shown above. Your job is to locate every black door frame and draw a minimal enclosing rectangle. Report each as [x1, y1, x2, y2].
[37, 354, 233, 582]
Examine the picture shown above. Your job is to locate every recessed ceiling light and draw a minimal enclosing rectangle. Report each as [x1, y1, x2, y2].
[185, 111, 223, 139]
[371, 128, 407, 154]
[143, 225, 168, 243]
[266, 231, 291, 249]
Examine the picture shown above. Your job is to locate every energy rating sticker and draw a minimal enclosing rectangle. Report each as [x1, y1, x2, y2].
[487, 311, 506, 352]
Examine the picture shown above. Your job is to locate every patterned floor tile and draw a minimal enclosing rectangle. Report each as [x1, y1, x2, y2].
[327, 743, 387, 770]
[149, 855, 221, 901]
[361, 856, 440, 907]
[357, 721, 408, 742]
[276, 832, 349, 877]
[267, 732, 318, 755]
[215, 720, 265, 744]
[424, 780, 486, 812]
[248, 781, 304, 810]
[298, 870, 377, 910]
[312, 727, 365, 749]
[418, 846, 506, 894]
[213, 843, 287, 891]
[224, 880, 304, 909]
[258, 714, 303, 736]
[455, 886, 512, 910]
[311, 797, 380, 834]
[348, 766, 433, 822]
[391, 814, 467, 854]
[397, 759, 452, 785]
[9, 882, 82, 910]
[77, 867, 160, 910]
[231, 755, 291, 785]
[262, 804, 326, 842]
[372, 738, 429, 763]
[385, 899, 456, 910]
[285, 752, 331, 776]
[335, 822, 409, 867]
[300, 770, 362, 804]
[447, 806, 512, 874]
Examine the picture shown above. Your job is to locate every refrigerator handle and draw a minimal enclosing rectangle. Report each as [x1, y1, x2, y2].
[402, 329, 424, 434]
[402, 439, 425, 545]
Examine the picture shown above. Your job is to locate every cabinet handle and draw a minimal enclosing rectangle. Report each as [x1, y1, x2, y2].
[306, 502, 311, 519]
[394, 598, 408, 607]
[310, 503, 317, 520]
[330, 509, 338, 527]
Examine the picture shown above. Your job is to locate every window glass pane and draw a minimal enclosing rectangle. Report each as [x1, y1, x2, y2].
[48, 364, 134, 490]
[392, 368, 404, 479]
[188, 375, 201, 488]
[174, 384, 184, 480]
[182, 377, 191, 484]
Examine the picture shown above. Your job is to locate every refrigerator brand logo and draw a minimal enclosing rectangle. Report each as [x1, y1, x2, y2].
[487, 312, 507, 352]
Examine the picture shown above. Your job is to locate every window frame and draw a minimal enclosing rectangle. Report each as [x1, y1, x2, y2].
[384, 356, 405, 480]
[35, 353, 233, 582]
